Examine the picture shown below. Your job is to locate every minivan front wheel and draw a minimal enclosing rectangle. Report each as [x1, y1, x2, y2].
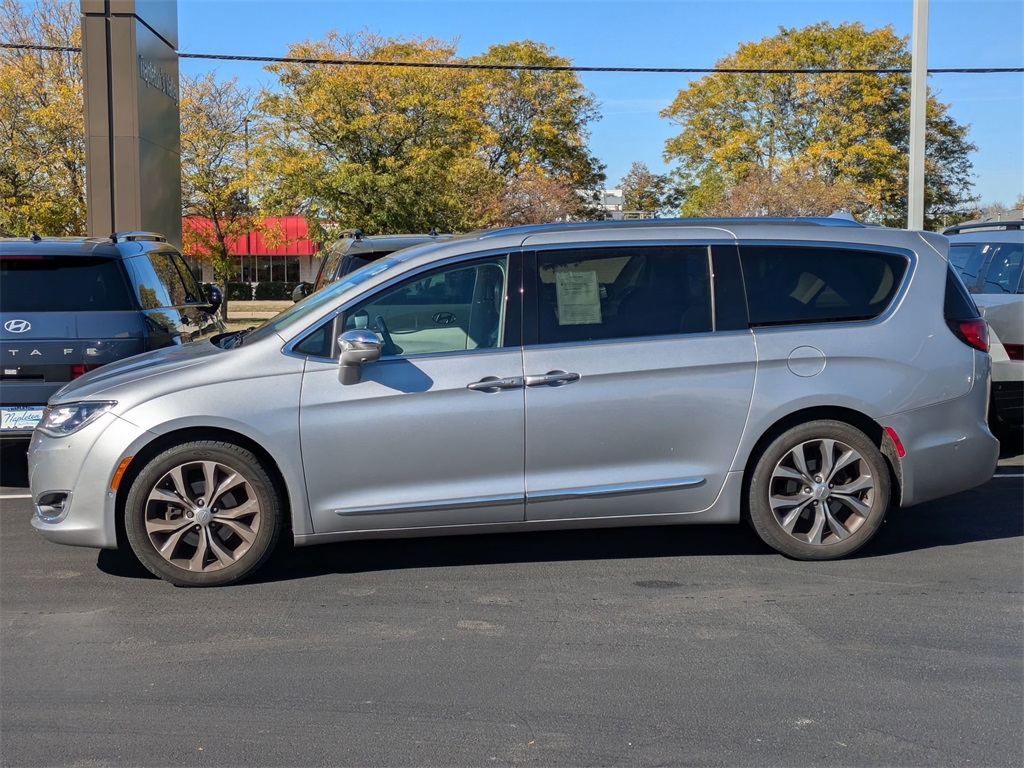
[124, 441, 283, 587]
[748, 420, 890, 560]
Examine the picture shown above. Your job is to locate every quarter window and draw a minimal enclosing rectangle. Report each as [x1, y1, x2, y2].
[739, 245, 907, 327]
[535, 246, 712, 344]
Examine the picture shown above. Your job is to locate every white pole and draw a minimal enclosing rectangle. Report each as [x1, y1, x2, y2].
[908, 0, 929, 230]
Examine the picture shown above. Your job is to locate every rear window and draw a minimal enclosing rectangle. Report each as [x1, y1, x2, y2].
[0, 255, 134, 312]
[739, 245, 908, 327]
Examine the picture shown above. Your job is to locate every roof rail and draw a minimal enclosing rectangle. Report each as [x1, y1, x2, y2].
[109, 231, 167, 243]
[475, 216, 866, 240]
[942, 220, 1022, 234]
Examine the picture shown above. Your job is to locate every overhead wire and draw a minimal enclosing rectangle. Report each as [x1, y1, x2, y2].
[2, 43, 1022, 74]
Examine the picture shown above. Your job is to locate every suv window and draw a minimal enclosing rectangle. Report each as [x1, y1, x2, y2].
[980, 243, 1023, 294]
[535, 246, 712, 344]
[0, 255, 134, 312]
[124, 252, 200, 308]
[739, 245, 907, 327]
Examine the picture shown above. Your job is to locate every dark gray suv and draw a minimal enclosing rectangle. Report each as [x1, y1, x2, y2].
[292, 229, 450, 301]
[0, 232, 223, 438]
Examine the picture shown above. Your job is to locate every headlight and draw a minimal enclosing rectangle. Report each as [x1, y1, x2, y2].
[37, 401, 117, 438]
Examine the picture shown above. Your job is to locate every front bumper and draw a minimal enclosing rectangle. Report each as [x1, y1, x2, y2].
[29, 413, 149, 549]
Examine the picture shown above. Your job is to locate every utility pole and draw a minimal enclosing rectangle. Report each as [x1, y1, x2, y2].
[908, 0, 929, 230]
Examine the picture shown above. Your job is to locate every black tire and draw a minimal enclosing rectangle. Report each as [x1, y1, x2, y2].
[124, 441, 284, 587]
[747, 420, 890, 560]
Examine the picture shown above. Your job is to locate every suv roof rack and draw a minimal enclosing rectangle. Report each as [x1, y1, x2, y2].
[109, 231, 167, 244]
[942, 220, 1023, 235]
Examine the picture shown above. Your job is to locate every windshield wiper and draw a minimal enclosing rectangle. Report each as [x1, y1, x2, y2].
[222, 326, 255, 349]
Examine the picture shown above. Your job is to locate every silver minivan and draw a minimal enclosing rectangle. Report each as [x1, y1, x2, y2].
[28, 218, 999, 587]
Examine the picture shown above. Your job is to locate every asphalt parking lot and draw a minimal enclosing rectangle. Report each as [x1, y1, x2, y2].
[1, 437, 1021, 767]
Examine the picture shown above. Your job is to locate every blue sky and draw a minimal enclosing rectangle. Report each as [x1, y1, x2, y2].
[177, 0, 1023, 207]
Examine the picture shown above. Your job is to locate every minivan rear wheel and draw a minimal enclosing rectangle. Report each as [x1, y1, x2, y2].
[748, 420, 890, 560]
[124, 441, 283, 587]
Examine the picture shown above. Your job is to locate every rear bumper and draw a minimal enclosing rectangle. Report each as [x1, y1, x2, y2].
[885, 375, 999, 508]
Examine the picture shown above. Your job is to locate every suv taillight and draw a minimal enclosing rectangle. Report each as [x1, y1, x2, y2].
[1004, 344, 1024, 361]
[71, 364, 102, 379]
[946, 318, 989, 353]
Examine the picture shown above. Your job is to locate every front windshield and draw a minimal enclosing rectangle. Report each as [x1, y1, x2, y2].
[241, 257, 399, 343]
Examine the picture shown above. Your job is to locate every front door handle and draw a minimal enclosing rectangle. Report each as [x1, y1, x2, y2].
[525, 370, 581, 387]
[467, 376, 524, 392]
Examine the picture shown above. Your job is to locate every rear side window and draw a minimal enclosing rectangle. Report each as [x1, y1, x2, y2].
[944, 265, 982, 320]
[534, 246, 712, 344]
[0, 255, 134, 312]
[739, 245, 908, 327]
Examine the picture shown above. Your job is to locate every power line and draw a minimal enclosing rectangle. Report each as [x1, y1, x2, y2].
[2, 43, 1022, 74]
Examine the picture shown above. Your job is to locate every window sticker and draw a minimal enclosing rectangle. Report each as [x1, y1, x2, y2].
[555, 269, 602, 325]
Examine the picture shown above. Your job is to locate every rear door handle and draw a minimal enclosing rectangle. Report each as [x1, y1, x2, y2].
[525, 370, 581, 387]
[467, 376, 524, 392]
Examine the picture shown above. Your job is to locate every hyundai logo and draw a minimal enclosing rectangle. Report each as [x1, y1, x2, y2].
[4, 319, 31, 333]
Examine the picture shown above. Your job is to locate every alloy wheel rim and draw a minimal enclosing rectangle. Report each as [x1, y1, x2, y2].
[768, 438, 875, 545]
[143, 460, 261, 572]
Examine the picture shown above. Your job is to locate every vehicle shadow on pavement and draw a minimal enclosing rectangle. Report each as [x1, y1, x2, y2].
[251, 479, 1022, 583]
[92, 473, 1023, 584]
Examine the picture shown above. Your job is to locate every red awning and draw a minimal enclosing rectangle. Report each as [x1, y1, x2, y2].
[182, 216, 320, 256]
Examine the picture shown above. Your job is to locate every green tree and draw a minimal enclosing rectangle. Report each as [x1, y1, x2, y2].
[620, 161, 671, 216]
[259, 31, 607, 233]
[468, 41, 605, 194]
[661, 22, 977, 228]
[260, 30, 489, 235]
[180, 73, 260, 320]
[0, 0, 85, 235]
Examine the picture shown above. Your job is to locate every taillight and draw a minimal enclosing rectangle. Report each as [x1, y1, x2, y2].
[70, 364, 102, 379]
[1004, 344, 1023, 361]
[946, 318, 989, 353]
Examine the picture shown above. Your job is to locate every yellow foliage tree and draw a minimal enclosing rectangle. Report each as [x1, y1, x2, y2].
[0, 0, 85, 235]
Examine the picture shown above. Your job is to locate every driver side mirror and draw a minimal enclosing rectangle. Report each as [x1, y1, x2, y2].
[337, 329, 381, 385]
[291, 283, 311, 303]
[206, 285, 223, 314]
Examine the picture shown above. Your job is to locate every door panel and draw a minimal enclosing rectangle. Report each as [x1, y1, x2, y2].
[523, 244, 755, 521]
[298, 252, 524, 534]
[523, 336, 755, 520]
[300, 349, 525, 534]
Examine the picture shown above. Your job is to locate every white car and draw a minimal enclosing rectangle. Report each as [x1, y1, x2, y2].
[945, 220, 1023, 435]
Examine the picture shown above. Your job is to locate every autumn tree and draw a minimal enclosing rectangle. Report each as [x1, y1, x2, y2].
[180, 73, 261, 319]
[661, 22, 977, 228]
[0, 0, 85, 235]
[260, 31, 606, 233]
[620, 161, 672, 216]
[260, 31, 490, 235]
[467, 40, 605, 218]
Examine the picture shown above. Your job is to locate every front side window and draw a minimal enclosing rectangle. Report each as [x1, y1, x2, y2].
[534, 246, 712, 345]
[314, 244, 348, 291]
[124, 252, 194, 308]
[342, 256, 509, 357]
[740, 245, 908, 327]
